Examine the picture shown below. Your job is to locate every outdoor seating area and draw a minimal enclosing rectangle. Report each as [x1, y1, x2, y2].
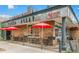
[12, 35, 56, 46]
[7, 22, 57, 48]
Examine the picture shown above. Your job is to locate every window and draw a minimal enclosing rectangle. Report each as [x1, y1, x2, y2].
[27, 17, 29, 22]
[25, 18, 27, 22]
[32, 16, 34, 21]
[17, 19, 21, 24]
[28, 17, 31, 22]
[14, 21, 16, 24]
[12, 21, 16, 25]
[28, 16, 34, 22]
[23, 18, 26, 23]
[21, 19, 23, 23]
[11, 21, 13, 25]
[8, 22, 10, 26]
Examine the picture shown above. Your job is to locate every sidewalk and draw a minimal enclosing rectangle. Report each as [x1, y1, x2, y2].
[9, 40, 59, 52]
[0, 41, 58, 53]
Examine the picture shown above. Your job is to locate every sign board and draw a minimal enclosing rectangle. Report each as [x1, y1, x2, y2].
[47, 12, 60, 19]
[34, 11, 60, 21]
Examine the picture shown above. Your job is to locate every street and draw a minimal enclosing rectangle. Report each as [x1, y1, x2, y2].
[0, 41, 55, 53]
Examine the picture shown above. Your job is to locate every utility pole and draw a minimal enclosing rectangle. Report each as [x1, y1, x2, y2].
[60, 17, 66, 52]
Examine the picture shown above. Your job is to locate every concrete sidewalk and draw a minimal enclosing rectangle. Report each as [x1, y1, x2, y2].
[0, 41, 57, 53]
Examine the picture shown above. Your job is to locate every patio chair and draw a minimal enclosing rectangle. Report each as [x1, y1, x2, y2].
[43, 38, 48, 45]
[13, 37, 18, 41]
[18, 36, 23, 42]
[43, 36, 55, 46]
[23, 36, 28, 42]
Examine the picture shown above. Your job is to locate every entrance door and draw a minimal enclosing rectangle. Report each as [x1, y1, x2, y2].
[6, 31, 11, 40]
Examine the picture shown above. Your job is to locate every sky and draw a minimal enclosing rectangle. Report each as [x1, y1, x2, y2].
[72, 5, 79, 20]
[0, 5, 47, 17]
[0, 5, 79, 21]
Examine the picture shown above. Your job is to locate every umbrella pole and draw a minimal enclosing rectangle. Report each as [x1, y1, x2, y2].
[11, 31, 12, 41]
[10, 31, 13, 41]
[39, 28, 40, 47]
[27, 24, 29, 45]
[11, 31, 13, 40]
[22, 29, 24, 45]
[41, 26, 43, 49]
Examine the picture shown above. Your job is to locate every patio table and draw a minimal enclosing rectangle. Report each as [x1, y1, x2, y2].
[27, 35, 40, 44]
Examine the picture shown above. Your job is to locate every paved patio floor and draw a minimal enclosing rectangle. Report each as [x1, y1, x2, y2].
[0, 41, 56, 53]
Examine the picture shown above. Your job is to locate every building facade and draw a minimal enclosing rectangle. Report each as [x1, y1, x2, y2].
[1, 5, 78, 48]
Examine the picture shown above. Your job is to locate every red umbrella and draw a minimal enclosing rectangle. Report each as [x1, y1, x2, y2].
[0, 27, 18, 31]
[32, 23, 52, 38]
[32, 23, 52, 48]
[0, 27, 19, 40]
[0, 28, 8, 30]
[0, 28, 3, 30]
[32, 23, 52, 28]
[5, 27, 18, 31]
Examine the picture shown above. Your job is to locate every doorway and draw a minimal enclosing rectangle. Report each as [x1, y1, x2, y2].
[6, 31, 11, 40]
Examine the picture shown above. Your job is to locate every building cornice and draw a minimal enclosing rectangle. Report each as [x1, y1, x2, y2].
[2, 5, 78, 25]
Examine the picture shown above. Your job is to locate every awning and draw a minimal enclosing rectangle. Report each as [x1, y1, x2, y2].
[69, 27, 79, 30]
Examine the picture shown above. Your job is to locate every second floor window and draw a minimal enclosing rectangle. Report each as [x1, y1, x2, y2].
[25, 18, 27, 22]
[21, 19, 23, 23]
[23, 18, 26, 23]
[28, 17, 31, 22]
[32, 16, 34, 21]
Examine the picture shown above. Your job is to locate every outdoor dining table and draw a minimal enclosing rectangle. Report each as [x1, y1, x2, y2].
[27, 35, 41, 44]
